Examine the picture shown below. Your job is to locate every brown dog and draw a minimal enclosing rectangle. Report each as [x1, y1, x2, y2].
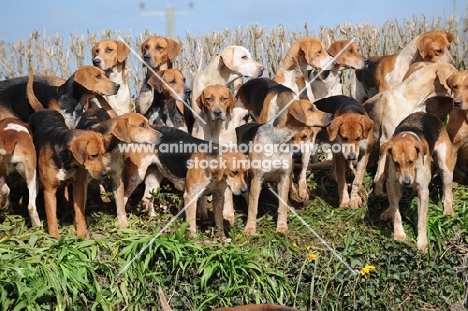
[137, 36, 182, 114]
[446, 70, 468, 183]
[378, 112, 454, 253]
[0, 118, 40, 227]
[91, 39, 132, 115]
[29, 109, 107, 239]
[145, 69, 192, 132]
[352, 30, 453, 103]
[315, 95, 374, 209]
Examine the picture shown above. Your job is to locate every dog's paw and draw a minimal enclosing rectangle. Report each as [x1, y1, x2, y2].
[118, 216, 129, 228]
[276, 223, 289, 233]
[417, 240, 428, 253]
[339, 198, 350, 208]
[393, 230, 406, 242]
[223, 212, 235, 225]
[380, 208, 394, 221]
[243, 224, 257, 236]
[349, 195, 362, 209]
[298, 187, 309, 201]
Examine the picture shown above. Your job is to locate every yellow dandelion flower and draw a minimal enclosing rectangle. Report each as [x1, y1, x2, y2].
[306, 245, 311, 251]
[291, 242, 298, 248]
[360, 265, 376, 279]
[307, 253, 316, 261]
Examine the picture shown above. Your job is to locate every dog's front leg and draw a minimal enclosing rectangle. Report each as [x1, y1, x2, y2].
[381, 175, 405, 242]
[244, 174, 263, 235]
[73, 169, 89, 237]
[335, 153, 350, 207]
[222, 188, 235, 224]
[112, 170, 129, 228]
[213, 189, 226, 237]
[43, 186, 59, 239]
[349, 151, 370, 209]
[276, 171, 291, 233]
[416, 186, 430, 253]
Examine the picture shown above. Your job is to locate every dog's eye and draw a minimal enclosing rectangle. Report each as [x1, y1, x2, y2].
[96, 74, 102, 79]
[95, 49, 99, 54]
[205, 97, 213, 102]
[453, 84, 458, 90]
[348, 49, 354, 54]
[156, 45, 163, 51]
[106, 48, 113, 53]
[169, 80, 176, 84]
[436, 49, 443, 55]
[408, 160, 414, 165]
[91, 154, 99, 159]
[393, 162, 400, 169]
[231, 170, 239, 176]
[241, 55, 248, 60]
[308, 107, 315, 112]
[342, 137, 349, 142]
[139, 122, 146, 128]
[220, 97, 228, 102]
[355, 137, 361, 141]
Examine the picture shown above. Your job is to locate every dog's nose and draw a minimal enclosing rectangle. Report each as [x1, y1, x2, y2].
[402, 180, 411, 186]
[327, 113, 333, 120]
[101, 170, 108, 178]
[364, 58, 369, 67]
[454, 100, 462, 108]
[241, 186, 248, 194]
[185, 88, 192, 96]
[92, 59, 101, 66]
[347, 154, 357, 161]
[213, 111, 222, 117]
[143, 54, 151, 62]
[115, 83, 120, 90]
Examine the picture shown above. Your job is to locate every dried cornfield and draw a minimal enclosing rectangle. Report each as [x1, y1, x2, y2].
[0, 15, 467, 98]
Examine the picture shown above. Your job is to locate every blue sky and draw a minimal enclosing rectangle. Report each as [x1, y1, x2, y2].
[0, 0, 465, 42]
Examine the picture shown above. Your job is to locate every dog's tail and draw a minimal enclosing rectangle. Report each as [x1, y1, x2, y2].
[158, 287, 173, 311]
[26, 67, 44, 112]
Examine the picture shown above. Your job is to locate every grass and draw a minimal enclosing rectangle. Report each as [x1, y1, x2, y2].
[0, 167, 467, 310]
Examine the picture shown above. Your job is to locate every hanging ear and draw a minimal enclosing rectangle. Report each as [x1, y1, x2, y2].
[417, 36, 432, 60]
[147, 71, 165, 93]
[326, 115, 343, 142]
[140, 38, 150, 54]
[437, 67, 456, 92]
[289, 101, 308, 125]
[74, 67, 94, 91]
[112, 116, 132, 143]
[445, 73, 456, 91]
[444, 31, 454, 43]
[196, 90, 209, 113]
[359, 114, 374, 139]
[226, 89, 235, 114]
[219, 47, 235, 70]
[167, 39, 182, 62]
[379, 140, 393, 159]
[70, 138, 88, 165]
[414, 140, 429, 165]
[116, 41, 130, 63]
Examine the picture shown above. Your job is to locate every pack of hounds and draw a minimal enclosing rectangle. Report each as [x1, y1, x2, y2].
[0, 29, 466, 310]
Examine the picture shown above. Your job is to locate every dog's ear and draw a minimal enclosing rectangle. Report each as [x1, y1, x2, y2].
[417, 36, 432, 60]
[147, 71, 165, 93]
[113, 116, 132, 143]
[74, 67, 95, 91]
[211, 156, 226, 182]
[445, 73, 456, 90]
[219, 47, 234, 70]
[196, 90, 209, 113]
[167, 39, 182, 62]
[414, 140, 429, 165]
[359, 114, 374, 139]
[444, 30, 454, 43]
[116, 40, 130, 63]
[379, 140, 393, 159]
[326, 115, 343, 142]
[70, 138, 88, 166]
[140, 38, 150, 54]
[226, 89, 235, 114]
[437, 67, 456, 92]
[289, 101, 308, 125]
